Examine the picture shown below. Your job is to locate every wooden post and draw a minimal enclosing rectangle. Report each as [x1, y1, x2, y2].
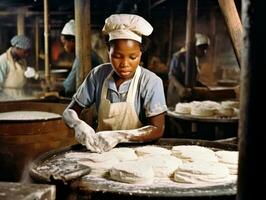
[43, 0, 50, 85]
[17, 8, 25, 35]
[237, 1, 266, 199]
[167, 8, 174, 66]
[35, 16, 39, 71]
[185, 0, 197, 87]
[218, 0, 243, 67]
[208, 4, 217, 85]
[75, 0, 91, 89]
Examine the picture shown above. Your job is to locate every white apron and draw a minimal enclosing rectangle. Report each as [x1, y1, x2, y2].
[4, 48, 26, 88]
[97, 66, 143, 131]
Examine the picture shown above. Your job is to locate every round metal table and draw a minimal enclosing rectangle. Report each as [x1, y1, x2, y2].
[30, 139, 237, 200]
[166, 109, 239, 140]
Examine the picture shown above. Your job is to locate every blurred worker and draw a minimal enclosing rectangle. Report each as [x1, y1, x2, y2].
[167, 33, 210, 107]
[54, 19, 103, 97]
[63, 14, 167, 153]
[0, 35, 36, 89]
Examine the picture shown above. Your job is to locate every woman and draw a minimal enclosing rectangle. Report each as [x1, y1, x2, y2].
[63, 14, 168, 152]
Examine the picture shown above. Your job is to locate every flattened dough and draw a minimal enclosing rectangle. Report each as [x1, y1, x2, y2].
[135, 145, 171, 156]
[109, 160, 154, 184]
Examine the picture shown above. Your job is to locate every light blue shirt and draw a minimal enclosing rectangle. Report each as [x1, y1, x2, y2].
[63, 58, 78, 96]
[74, 63, 168, 124]
[0, 52, 10, 88]
[63, 50, 103, 97]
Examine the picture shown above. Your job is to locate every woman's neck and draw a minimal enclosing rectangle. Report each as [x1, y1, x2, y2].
[113, 72, 131, 90]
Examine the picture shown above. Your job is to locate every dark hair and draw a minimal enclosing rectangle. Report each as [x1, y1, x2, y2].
[104, 35, 150, 53]
[61, 34, 75, 41]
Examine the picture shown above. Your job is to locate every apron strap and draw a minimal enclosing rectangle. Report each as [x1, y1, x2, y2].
[126, 66, 141, 104]
[100, 66, 142, 104]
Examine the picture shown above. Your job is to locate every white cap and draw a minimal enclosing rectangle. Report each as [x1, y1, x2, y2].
[61, 19, 75, 36]
[10, 35, 32, 50]
[102, 14, 153, 43]
[195, 33, 210, 46]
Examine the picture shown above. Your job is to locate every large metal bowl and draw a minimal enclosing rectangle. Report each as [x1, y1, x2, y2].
[30, 138, 237, 199]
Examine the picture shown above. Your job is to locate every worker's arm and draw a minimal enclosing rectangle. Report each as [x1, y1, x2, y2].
[63, 100, 101, 152]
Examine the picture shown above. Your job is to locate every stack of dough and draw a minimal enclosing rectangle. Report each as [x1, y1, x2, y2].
[221, 100, 239, 109]
[173, 161, 231, 184]
[216, 106, 235, 117]
[215, 150, 238, 175]
[190, 101, 220, 117]
[108, 147, 138, 161]
[138, 155, 182, 177]
[220, 100, 240, 117]
[171, 145, 218, 163]
[74, 152, 120, 176]
[135, 145, 171, 156]
[174, 100, 239, 117]
[175, 103, 191, 114]
[109, 160, 154, 184]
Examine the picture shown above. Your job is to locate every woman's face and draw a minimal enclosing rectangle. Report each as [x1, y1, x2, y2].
[109, 39, 142, 80]
[14, 47, 31, 59]
[60, 35, 75, 53]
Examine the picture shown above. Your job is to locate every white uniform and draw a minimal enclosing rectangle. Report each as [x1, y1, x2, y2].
[97, 66, 143, 131]
[0, 48, 26, 88]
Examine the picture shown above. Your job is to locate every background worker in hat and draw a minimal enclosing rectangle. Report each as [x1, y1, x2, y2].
[63, 14, 168, 153]
[52, 19, 103, 97]
[167, 33, 210, 107]
[0, 35, 36, 89]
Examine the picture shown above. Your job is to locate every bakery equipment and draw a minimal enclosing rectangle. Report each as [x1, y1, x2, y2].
[30, 138, 237, 200]
[0, 101, 76, 181]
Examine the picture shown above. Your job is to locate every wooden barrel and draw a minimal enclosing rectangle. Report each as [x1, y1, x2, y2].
[0, 101, 77, 182]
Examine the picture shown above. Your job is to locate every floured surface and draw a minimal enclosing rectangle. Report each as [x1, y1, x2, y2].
[64, 146, 237, 188]
[32, 142, 238, 197]
[78, 173, 236, 197]
[0, 111, 61, 121]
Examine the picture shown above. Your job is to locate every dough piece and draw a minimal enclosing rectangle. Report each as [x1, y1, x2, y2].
[77, 152, 120, 176]
[65, 152, 96, 160]
[109, 160, 154, 184]
[108, 147, 138, 161]
[201, 100, 221, 110]
[175, 103, 191, 114]
[190, 104, 215, 117]
[221, 100, 240, 109]
[217, 106, 235, 117]
[171, 145, 218, 163]
[135, 145, 171, 156]
[173, 161, 230, 184]
[215, 150, 238, 175]
[0, 111, 61, 120]
[138, 155, 182, 177]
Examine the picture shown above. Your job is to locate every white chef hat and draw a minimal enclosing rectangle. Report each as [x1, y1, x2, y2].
[102, 14, 153, 43]
[195, 33, 210, 46]
[61, 19, 75, 36]
[10, 35, 32, 50]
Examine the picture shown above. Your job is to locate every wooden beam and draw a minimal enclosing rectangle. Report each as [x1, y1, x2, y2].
[75, 0, 91, 88]
[218, 0, 243, 67]
[185, 0, 197, 87]
[35, 16, 39, 71]
[237, 1, 266, 199]
[43, 0, 50, 84]
[17, 8, 25, 35]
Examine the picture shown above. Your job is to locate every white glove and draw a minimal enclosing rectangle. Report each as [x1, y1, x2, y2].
[95, 125, 156, 152]
[96, 131, 129, 152]
[62, 109, 101, 153]
[24, 67, 37, 78]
